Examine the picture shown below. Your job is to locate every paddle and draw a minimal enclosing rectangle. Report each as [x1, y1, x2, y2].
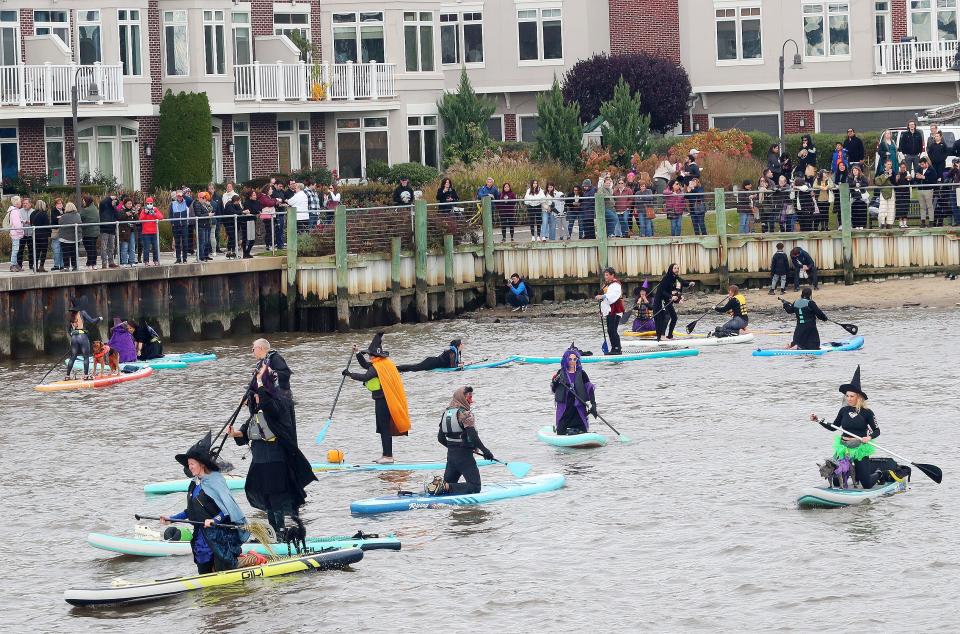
[817, 419, 942, 484]
[780, 298, 858, 335]
[39, 349, 74, 385]
[455, 358, 489, 371]
[685, 299, 727, 334]
[315, 350, 354, 444]
[563, 377, 631, 443]
[473, 451, 531, 478]
[211, 390, 252, 452]
[598, 303, 609, 354]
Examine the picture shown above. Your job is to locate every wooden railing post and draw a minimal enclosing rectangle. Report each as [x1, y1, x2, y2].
[335, 204, 350, 330]
[714, 187, 729, 289]
[414, 199, 429, 321]
[594, 191, 608, 272]
[390, 236, 402, 323]
[839, 183, 854, 285]
[481, 195, 496, 307]
[286, 208, 298, 330]
[443, 233, 455, 316]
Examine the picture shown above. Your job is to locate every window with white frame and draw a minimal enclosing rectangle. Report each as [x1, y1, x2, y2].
[204, 10, 226, 75]
[77, 11, 102, 64]
[404, 12, 435, 72]
[487, 116, 504, 141]
[715, 5, 762, 61]
[519, 115, 539, 142]
[233, 118, 251, 183]
[333, 12, 385, 63]
[274, 6, 310, 42]
[163, 10, 189, 76]
[408, 116, 438, 167]
[34, 10, 69, 48]
[232, 11, 252, 66]
[211, 119, 223, 183]
[278, 118, 311, 174]
[802, 3, 850, 57]
[874, 1, 892, 44]
[337, 117, 389, 179]
[0, 126, 17, 181]
[118, 10, 142, 76]
[0, 12, 19, 66]
[440, 11, 484, 65]
[517, 7, 562, 62]
[909, 0, 958, 42]
[45, 124, 65, 185]
[76, 121, 139, 190]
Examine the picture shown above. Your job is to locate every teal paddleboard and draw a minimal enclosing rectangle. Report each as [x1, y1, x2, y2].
[753, 336, 864, 357]
[537, 425, 607, 448]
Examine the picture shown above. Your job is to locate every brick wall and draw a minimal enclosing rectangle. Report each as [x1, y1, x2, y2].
[251, 0, 274, 38]
[692, 114, 709, 133]
[138, 116, 159, 191]
[250, 113, 278, 177]
[608, 0, 681, 64]
[310, 113, 326, 169]
[64, 118, 76, 185]
[220, 114, 235, 183]
[784, 110, 815, 134]
[310, 0, 322, 52]
[892, 0, 907, 42]
[19, 9, 33, 60]
[148, 1, 163, 104]
[18, 119, 45, 178]
[504, 113, 517, 142]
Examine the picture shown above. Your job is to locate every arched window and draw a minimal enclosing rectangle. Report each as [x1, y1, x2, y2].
[76, 118, 139, 190]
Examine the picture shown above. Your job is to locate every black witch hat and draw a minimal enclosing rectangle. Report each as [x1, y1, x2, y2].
[839, 365, 867, 400]
[366, 332, 388, 357]
[175, 431, 221, 477]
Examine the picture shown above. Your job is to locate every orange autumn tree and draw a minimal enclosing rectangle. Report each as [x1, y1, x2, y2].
[670, 128, 754, 158]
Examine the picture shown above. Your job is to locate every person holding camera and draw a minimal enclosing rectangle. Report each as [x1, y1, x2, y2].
[506, 273, 529, 312]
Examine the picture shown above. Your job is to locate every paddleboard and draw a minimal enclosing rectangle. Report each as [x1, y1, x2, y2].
[514, 349, 698, 364]
[431, 357, 517, 372]
[537, 425, 607, 448]
[350, 473, 566, 514]
[66, 352, 215, 371]
[144, 459, 499, 494]
[623, 333, 754, 349]
[624, 331, 708, 338]
[35, 367, 154, 392]
[88, 530, 400, 557]
[752, 336, 865, 357]
[797, 478, 908, 509]
[64, 547, 363, 607]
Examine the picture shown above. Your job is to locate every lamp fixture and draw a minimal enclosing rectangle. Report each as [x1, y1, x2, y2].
[144, 144, 152, 157]
[228, 142, 235, 154]
[799, 117, 805, 128]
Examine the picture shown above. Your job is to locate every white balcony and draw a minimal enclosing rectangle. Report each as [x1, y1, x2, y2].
[874, 39, 960, 74]
[234, 61, 397, 103]
[0, 63, 123, 107]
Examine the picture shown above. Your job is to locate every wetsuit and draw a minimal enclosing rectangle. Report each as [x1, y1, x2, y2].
[714, 294, 748, 336]
[783, 298, 828, 349]
[436, 389, 492, 495]
[65, 310, 102, 377]
[653, 273, 688, 340]
[347, 353, 394, 457]
[820, 407, 881, 488]
[169, 480, 241, 574]
[398, 347, 459, 372]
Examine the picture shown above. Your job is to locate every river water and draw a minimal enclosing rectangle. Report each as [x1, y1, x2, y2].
[3, 307, 958, 631]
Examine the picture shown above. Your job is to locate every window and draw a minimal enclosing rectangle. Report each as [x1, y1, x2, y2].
[0, 11, 19, 66]
[407, 115, 438, 167]
[204, 10, 226, 75]
[909, 0, 958, 42]
[45, 124, 65, 185]
[337, 116, 389, 179]
[333, 12, 385, 63]
[715, 5, 762, 61]
[440, 11, 484, 65]
[519, 115, 539, 143]
[278, 117, 311, 174]
[802, 3, 850, 57]
[163, 10, 189, 76]
[34, 10, 69, 47]
[517, 7, 562, 62]
[874, 2, 892, 44]
[118, 10, 142, 76]
[404, 12, 435, 72]
[77, 11, 101, 64]
[75, 121, 139, 190]
[233, 118, 251, 183]
[211, 119, 223, 183]
[487, 116, 504, 141]
[233, 11, 252, 66]
[274, 7, 310, 42]
[0, 126, 17, 180]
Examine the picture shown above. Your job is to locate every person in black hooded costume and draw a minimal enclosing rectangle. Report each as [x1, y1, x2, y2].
[652, 263, 695, 341]
[228, 362, 317, 540]
[126, 317, 163, 360]
[397, 339, 464, 372]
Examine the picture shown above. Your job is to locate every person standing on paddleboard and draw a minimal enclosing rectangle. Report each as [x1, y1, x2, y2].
[630, 280, 656, 333]
[653, 263, 695, 341]
[397, 339, 464, 372]
[161, 432, 248, 574]
[65, 299, 102, 380]
[595, 267, 624, 355]
[344, 333, 411, 464]
[251, 339, 296, 437]
[551, 345, 597, 435]
[713, 284, 749, 337]
[782, 287, 829, 350]
[425, 386, 494, 495]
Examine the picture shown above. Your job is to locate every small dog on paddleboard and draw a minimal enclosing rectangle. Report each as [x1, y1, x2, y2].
[92, 340, 120, 375]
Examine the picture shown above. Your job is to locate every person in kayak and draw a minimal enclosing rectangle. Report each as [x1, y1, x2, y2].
[653, 263, 695, 341]
[251, 339, 296, 437]
[809, 366, 884, 489]
[630, 280, 655, 333]
[65, 300, 102, 380]
[713, 284, 748, 337]
[782, 287, 828, 350]
[595, 267, 624, 355]
[107, 318, 137, 363]
[425, 386, 495, 495]
[161, 432, 247, 574]
[344, 333, 411, 464]
[550, 345, 597, 435]
[229, 362, 317, 541]
[126, 318, 163, 360]
[397, 339, 464, 372]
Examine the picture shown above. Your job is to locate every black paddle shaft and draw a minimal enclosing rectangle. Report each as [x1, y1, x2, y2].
[135, 514, 246, 530]
[328, 351, 354, 419]
[686, 299, 728, 334]
[563, 378, 624, 437]
[40, 349, 74, 384]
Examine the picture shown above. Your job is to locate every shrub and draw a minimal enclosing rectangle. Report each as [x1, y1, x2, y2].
[438, 70, 496, 165]
[494, 142, 534, 160]
[534, 77, 583, 169]
[365, 160, 391, 183]
[670, 129, 754, 158]
[244, 174, 290, 190]
[2, 172, 48, 195]
[745, 130, 776, 162]
[433, 156, 578, 201]
[647, 136, 679, 157]
[600, 77, 652, 169]
[576, 147, 623, 184]
[388, 162, 440, 187]
[697, 152, 765, 190]
[154, 90, 213, 188]
[337, 182, 395, 208]
[290, 166, 333, 186]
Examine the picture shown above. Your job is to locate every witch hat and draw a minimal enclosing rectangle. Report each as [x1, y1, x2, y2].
[67, 296, 86, 312]
[641, 278, 650, 290]
[838, 365, 867, 400]
[366, 332, 388, 357]
[175, 431, 221, 477]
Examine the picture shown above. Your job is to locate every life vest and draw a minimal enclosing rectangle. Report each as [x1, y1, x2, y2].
[93, 344, 111, 362]
[439, 406, 469, 446]
[728, 294, 748, 317]
[364, 377, 382, 392]
[602, 279, 625, 315]
[186, 481, 222, 524]
[793, 298, 811, 324]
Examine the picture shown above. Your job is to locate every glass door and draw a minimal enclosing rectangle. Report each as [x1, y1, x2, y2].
[278, 136, 293, 174]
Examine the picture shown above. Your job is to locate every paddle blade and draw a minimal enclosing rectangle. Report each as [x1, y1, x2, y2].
[840, 323, 859, 335]
[617, 434, 632, 444]
[504, 461, 531, 478]
[913, 462, 942, 484]
[601, 341, 609, 354]
[315, 418, 333, 445]
[685, 320, 698, 334]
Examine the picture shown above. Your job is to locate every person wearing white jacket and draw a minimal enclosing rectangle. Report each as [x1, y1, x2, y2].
[594, 267, 624, 355]
[524, 180, 545, 241]
[287, 183, 310, 233]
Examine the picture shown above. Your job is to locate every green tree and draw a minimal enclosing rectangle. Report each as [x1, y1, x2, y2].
[599, 77, 651, 169]
[534, 77, 582, 168]
[437, 69, 496, 165]
[154, 90, 213, 188]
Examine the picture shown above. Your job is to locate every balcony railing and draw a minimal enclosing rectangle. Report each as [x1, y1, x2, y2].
[234, 61, 397, 103]
[874, 39, 960, 74]
[0, 62, 123, 107]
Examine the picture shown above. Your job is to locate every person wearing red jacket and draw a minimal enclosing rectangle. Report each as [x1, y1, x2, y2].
[138, 197, 163, 266]
[595, 267, 624, 355]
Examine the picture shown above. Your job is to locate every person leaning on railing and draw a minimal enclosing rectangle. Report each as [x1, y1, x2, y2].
[58, 202, 81, 271]
[80, 194, 100, 270]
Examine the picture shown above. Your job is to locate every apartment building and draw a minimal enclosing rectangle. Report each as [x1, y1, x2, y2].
[0, 1, 609, 191]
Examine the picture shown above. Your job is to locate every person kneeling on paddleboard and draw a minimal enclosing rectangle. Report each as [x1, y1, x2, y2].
[550, 346, 597, 436]
[595, 267, 624, 355]
[782, 287, 828, 350]
[713, 284, 749, 337]
[161, 432, 248, 574]
[397, 339, 464, 372]
[426, 386, 494, 495]
[630, 280, 656, 333]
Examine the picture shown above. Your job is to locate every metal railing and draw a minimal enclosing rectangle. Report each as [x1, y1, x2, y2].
[234, 61, 396, 102]
[874, 39, 959, 74]
[0, 62, 123, 107]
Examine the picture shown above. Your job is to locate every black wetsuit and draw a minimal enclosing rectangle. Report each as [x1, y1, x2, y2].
[783, 298, 828, 349]
[653, 274, 688, 340]
[346, 353, 394, 456]
[397, 348, 458, 372]
[65, 310, 102, 376]
[820, 406, 881, 488]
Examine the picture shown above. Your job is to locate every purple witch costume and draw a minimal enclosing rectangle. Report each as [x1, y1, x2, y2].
[550, 347, 596, 435]
[108, 318, 137, 362]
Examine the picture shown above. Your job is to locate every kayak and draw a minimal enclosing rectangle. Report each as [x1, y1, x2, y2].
[623, 333, 754, 349]
[350, 473, 565, 514]
[144, 459, 499, 494]
[537, 425, 607, 448]
[35, 367, 154, 392]
[797, 478, 908, 509]
[513, 349, 698, 364]
[64, 547, 362, 607]
[752, 336, 865, 357]
[431, 357, 518, 372]
[66, 352, 216, 371]
[88, 529, 400, 557]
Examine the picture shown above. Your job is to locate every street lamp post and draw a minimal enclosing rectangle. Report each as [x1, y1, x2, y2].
[71, 68, 100, 208]
[778, 39, 804, 157]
